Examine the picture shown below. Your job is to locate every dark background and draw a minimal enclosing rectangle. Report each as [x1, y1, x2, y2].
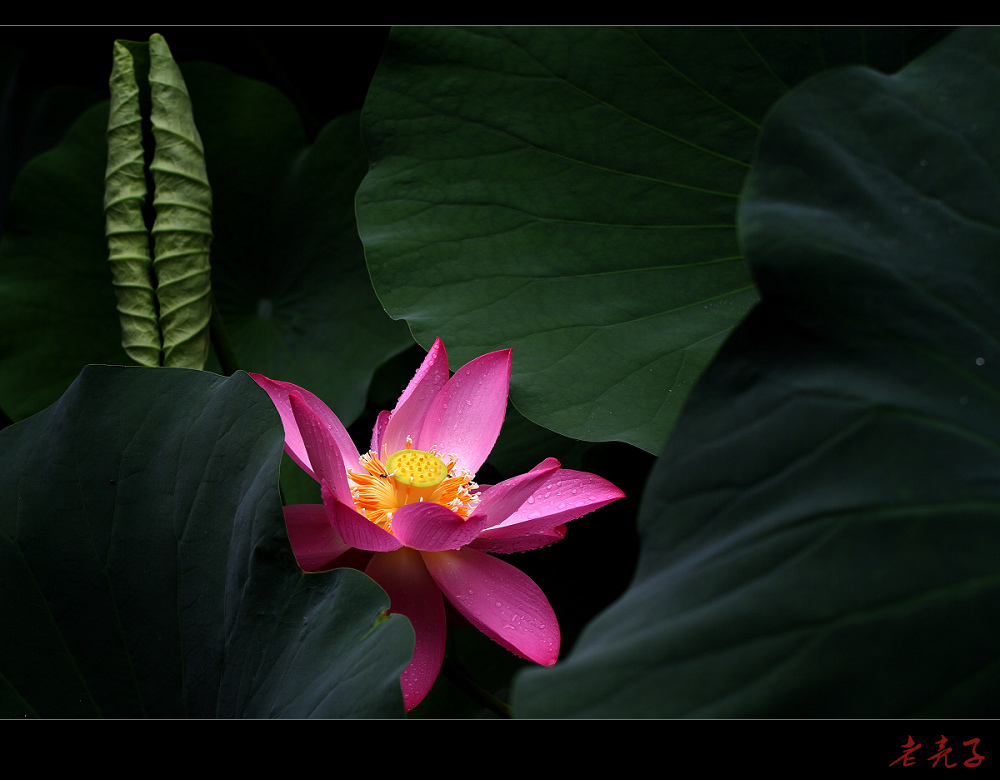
[1, 26, 391, 139]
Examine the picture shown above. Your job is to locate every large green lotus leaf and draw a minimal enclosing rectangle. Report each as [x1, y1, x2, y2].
[513, 27, 1000, 717]
[0, 59, 411, 424]
[357, 26, 937, 454]
[0, 366, 412, 718]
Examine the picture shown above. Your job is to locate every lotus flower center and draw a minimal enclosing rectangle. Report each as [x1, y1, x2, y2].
[387, 448, 448, 488]
[349, 444, 480, 533]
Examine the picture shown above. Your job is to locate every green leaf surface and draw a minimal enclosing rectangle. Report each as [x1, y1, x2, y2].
[357, 26, 935, 453]
[0, 59, 411, 425]
[513, 27, 1000, 717]
[0, 366, 412, 717]
[105, 40, 160, 366]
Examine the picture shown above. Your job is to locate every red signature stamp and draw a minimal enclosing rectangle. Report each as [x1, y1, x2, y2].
[891, 735, 985, 768]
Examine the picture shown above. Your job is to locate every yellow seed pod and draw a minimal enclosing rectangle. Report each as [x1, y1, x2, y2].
[387, 448, 448, 488]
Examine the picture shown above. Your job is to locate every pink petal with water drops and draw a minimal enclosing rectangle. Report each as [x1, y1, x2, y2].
[468, 457, 560, 530]
[250, 374, 358, 479]
[283, 504, 352, 572]
[388, 501, 490, 552]
[422, 547, 559, 667]
[321, 483, 403, 553]
[417, 349, 511, 476]
[380, 338, 450, 457]
[479, 467, 625, 540]
[366, 548, 447, 711]
[470, 525, 567, 554]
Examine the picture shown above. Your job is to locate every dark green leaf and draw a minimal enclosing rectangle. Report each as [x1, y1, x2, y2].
[357, 26, 935, 453]
[0, 366, 412, 717]
[1, 46, 100, 239]
[514, 27, 1000, 717]
[0, 102, 126, 421]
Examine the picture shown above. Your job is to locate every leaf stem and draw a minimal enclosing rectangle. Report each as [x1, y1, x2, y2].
[441, 656, 513, 718]
[209, 295, 241, 376]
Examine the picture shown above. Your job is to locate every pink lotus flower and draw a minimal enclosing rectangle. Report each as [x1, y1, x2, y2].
[251, 339, 624, 710]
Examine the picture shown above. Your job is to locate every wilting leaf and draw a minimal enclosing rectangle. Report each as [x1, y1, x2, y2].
[104, 40, 159, 366]
[104, 34, 213, 369]
[148, 34, 213, 369]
